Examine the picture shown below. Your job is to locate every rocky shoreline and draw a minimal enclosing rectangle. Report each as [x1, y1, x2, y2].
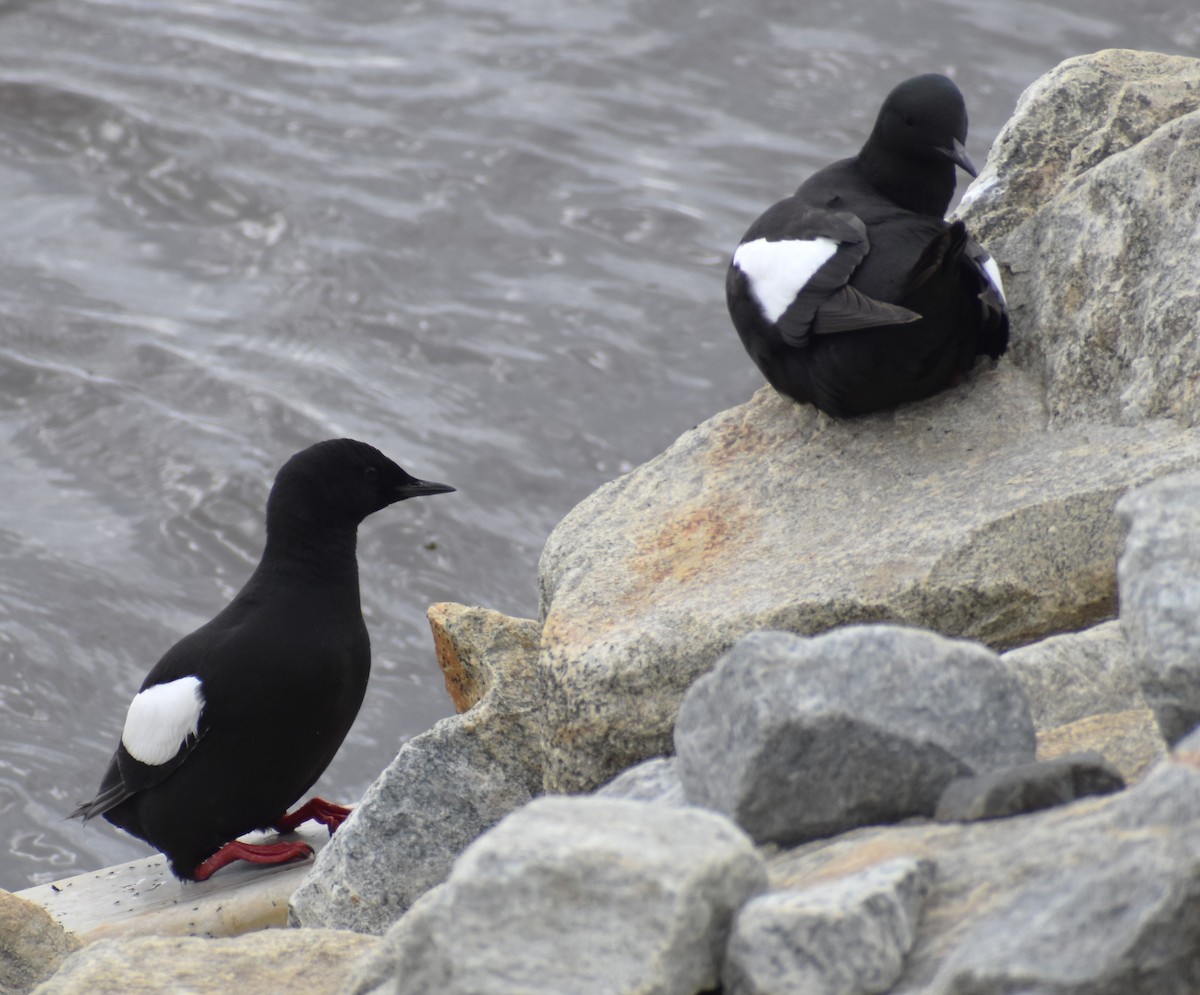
[7, 47, 1200, 994]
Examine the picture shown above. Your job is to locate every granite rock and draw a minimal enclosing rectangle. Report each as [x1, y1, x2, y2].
[1, 890, 82, 995]
[289, 605, 542, 934]
[539, 381, 1200, 792]
[675, 626, 1036, 845]
[595, 756, 686, 805]
[934, 752, 1125, 823]
[958, 48, 1200, 428]
[346, 796, 767, 995]
[1001, 620, 1166, 780]
[765, 731, 1200, 993]
[724, 857, 934, 995]
[31, 928, 376, 995]
[1118, 472, 1200, 745]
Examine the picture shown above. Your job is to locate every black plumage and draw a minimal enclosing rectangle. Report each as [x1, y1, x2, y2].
[726, 73, 1009, 417]
[73, 438, 454, 880]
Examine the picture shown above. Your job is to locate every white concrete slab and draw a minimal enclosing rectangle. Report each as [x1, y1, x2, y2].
[16, 825, 331, 943]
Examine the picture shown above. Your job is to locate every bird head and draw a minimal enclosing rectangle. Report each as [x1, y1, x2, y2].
[267, 438, 455, 531]
[858, 73, 975, 216]
[868, 73, 974, 175]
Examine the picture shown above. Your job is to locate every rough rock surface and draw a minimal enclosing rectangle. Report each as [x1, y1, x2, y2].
[675, 627, 1036, 844]
[346, 796, 766, 995]
[934, 752, 1125, 823]
[1000, 619, 1165, 780]
[1118, 472, 1200, 745]
[537, 392, 1200, 794]
[595, 756, 686, 805]
[768, 731, 1200, 993]
[30, 928, 377, 995]
[533, 48, 1200, 795]
[1, 889, 81, 995]
[958, 49, 1200, 428]
[724, 858, 934, 995]
[289, 604, 542, 934]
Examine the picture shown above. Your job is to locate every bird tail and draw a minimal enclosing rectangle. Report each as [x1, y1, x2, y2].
[70, 779, 133, 822]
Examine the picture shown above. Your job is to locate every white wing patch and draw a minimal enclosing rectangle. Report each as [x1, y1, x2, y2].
[121, 676, 205, 766]
[981, 255, 1006, 304]
[733, 236, 840, 324]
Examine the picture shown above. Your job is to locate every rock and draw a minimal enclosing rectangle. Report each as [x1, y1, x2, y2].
[289, 605, 543, 934]
[344, 885, 448, 995]
[347, 796, 767, 995]
[1118, 472, 1200, 745]
[934, 752, 1125, 823]
[927, 841, 1200, 995]
[1001, 620, 1144, 730]
[765, 732, 1200, 993]
[674, 626, 1035, 845]
[1, 890, 81, 995]
[594, 756, 686, 805]
[31, 928, 377, 995]
[723, 857, 934, 995]
[1000, 619, 1165, 781]
[537, 381, 1200, 793]
[958, 49, 1200, 428]
[429, 601, 541, 715]
[1035, 708, 1164, 784]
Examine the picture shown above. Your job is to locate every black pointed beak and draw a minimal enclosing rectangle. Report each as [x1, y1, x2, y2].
[395, 478, 456, 499]
[941, 137, 977, 177]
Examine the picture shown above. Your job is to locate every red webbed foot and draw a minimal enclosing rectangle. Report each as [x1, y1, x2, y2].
[190, 839, 313, 881]
[272, 796, 352, 835]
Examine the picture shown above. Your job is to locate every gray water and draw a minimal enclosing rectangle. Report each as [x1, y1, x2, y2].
[0, 0, 1195, 890]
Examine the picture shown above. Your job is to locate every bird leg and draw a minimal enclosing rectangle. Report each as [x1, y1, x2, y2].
[191, 840, 313, 881]
[272, 796, 352, 835]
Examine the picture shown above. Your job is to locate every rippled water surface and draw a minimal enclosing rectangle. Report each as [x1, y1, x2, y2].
[1, 0, 1196, 887]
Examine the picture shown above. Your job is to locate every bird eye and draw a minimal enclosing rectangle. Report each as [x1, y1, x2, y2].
[905, 115, 915, 127]
[364, 466, 379, 481]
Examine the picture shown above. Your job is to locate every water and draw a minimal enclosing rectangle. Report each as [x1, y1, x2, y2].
[0, 0, 1195, 889]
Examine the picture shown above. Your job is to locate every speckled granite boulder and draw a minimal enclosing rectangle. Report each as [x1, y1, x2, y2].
[724, 858, 934, 995]
[674, 627, 1036, 844]
[289, 605, 542, 934]
[958, 48, 1200, 427]
[346, 797, 766, 995]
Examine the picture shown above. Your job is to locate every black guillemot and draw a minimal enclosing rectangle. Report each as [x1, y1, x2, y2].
[73, 438, 454, 880]
[726, 73, 1009, 417]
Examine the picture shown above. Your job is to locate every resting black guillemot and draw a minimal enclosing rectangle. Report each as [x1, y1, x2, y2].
[726, 73, 1009, 417]
[72, 438, 454, 880]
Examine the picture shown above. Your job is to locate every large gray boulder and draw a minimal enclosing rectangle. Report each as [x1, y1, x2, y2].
[1118, 471, 1200, 745]
[289, 605, 543, 934]
[958, 49, 1200, 428]
[534, 48, 1200, 794]
[675, 627, 1036, 844]
[347, 796, 767, 995]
